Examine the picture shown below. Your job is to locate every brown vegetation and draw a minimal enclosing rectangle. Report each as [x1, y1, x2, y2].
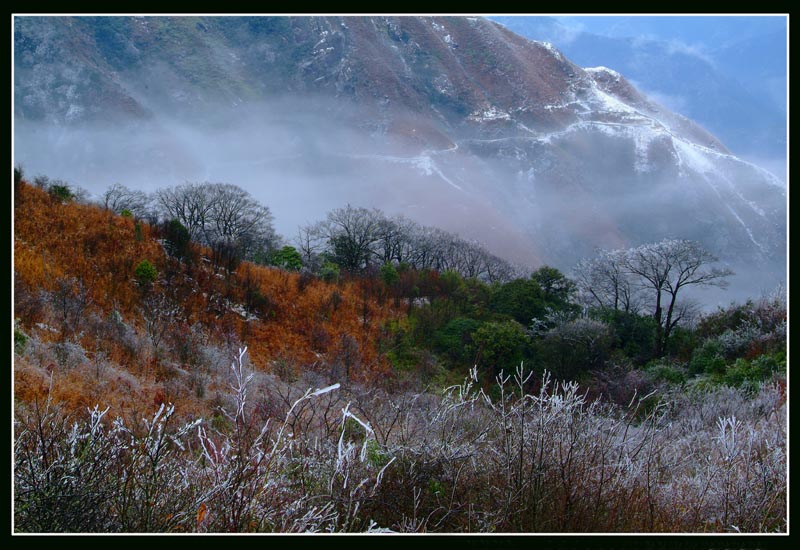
[14, 181, 396, 420]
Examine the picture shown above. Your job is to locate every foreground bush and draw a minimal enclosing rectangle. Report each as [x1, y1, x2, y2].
[14, 352, 786, 533]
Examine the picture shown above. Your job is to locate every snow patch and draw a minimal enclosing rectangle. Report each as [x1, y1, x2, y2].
[412, 156, 464, 191]
[313, 46, 334, 57]
[342, 149, 464, 192]
[533, 40, 565, 61]
[722, 178, 766, 217]
[64, 104, 84, 122]
[468, 106, 511, 122]
[35, 322, 57, 333]
[674, 138, 715, 175]
[585, 66, 622, 80]
[228, 301, 260, 321]
[589, 86, 638, 116]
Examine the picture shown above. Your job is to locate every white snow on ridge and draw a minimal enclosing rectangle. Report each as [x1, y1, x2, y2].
[532, 40, 565, 61]
[585, 80, 641, 117]
[584, 66, 622, 80]
[339, 150, 464, 192]
[673, 142, 770, 252]
[412, 156, 464, 191]
[584, 77, 786, 189]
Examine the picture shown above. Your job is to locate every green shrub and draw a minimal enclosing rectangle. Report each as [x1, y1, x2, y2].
[594, 308, 657, 364]
[120, 209, 133, 218]
[645, 361, 687, 385]
[471, 320, 528, 376]
[134, 260, 157, 286]
[163, 219, 190, 259]
[14, 165, 23, 192]
[433, 317, 482, 364]
[320, 262, 340, 284]
[270, 246, 303, 271]
[689, 340, 727, 375]
[14, 320, 28, 355]
[366, 439, 390, 468]
[379, 262, 399, 287]
[489, 278, 547, 325]
[721, 354, 782, 388]
[48, 184, 75, 202]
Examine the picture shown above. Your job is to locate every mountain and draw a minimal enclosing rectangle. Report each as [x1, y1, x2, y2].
[489, 16, 787, 177]
[13, 15, 786, 301]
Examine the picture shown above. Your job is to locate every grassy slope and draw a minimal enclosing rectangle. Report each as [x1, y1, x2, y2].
[13, 181, 396, 419]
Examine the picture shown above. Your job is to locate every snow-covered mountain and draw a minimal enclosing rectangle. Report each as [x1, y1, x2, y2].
[490, 15, 787, 176]
[13, 16, 786, 299]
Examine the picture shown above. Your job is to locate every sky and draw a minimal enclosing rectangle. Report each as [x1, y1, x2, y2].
[553, 15, 785, 43]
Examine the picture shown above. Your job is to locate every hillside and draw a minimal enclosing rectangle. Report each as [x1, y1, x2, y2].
[13, 181, 396, 419]
[12, 177, 787, 533]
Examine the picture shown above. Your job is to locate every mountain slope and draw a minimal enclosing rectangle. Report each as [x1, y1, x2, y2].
[489, 16, 787, 171]
[13, 15, 786, 300]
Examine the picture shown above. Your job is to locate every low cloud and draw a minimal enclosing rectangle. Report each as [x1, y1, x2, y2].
[628, 80, 690, 115]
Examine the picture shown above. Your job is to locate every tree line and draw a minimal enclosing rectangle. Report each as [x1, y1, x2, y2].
[99, 182, 522, 284]
[30, 175, 737, 364]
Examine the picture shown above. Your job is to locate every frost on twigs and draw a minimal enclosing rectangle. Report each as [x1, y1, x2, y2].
[14, 354, 785, 533]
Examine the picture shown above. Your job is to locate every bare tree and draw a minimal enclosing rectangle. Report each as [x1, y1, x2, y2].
[316, 205, 383, 273]
[155, 182, 277, 267]
[155, 183, 217, 242]
[574, 249, 641, 313]
[623, 239, 732, 356]
[139, 292, 180, 361]
[101, 184, 152, 219]
[372, 215, 415, 265]
[299, 205, 519, 283]
[203, 183, 276, 265]
[46, 277, 93, 343]
[485, 253, 521, 284]
[295, 224, 326, 272]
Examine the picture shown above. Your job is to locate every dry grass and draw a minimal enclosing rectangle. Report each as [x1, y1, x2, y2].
[13, 352, 786, 533]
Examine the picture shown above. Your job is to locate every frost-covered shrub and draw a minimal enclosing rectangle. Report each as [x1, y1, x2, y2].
[716, 321, 762, 357]
[14, 351, 786, 533]
[697, 290, 786, 360]
[52, 341, 89, 369]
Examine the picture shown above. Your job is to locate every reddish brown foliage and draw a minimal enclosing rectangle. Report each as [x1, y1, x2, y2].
[14, 181, 398, 418]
